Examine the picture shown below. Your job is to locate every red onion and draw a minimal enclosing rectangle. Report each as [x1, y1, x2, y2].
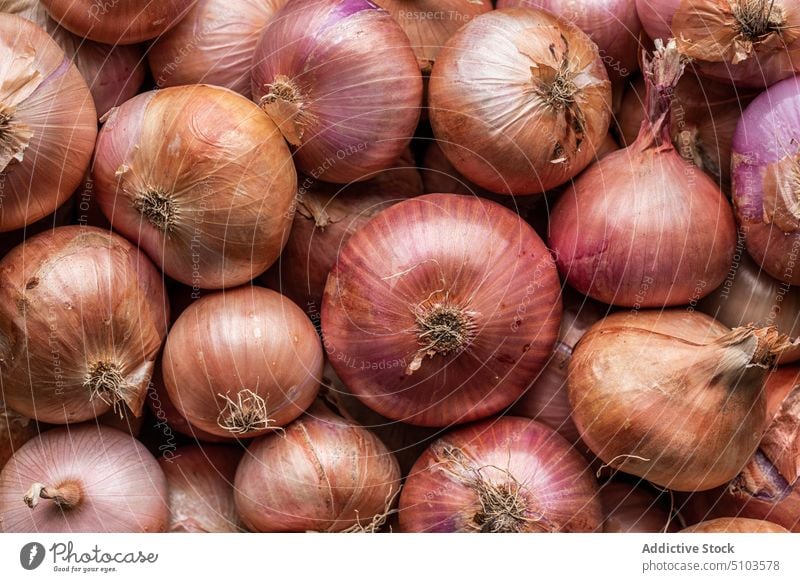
[92, 85, 297, 289]
[322, 194, 562, 427]
[251, 0, 422, 184]
[600, 481, 677, 533]
[550, 40, 736, 307]
[0, 401, 37, 468]
[0, 226, 169, 424]
[0, 14, 96, 232]
[40, 0, 198, 45]
[732, 76, 800, 286]
[149, 0, 287, 97]
[161, 445, 243, 533]
[0, 425, 168, 532]
[163, 286, 323, 439]
[234, 402, 400, 532]
[682, 517, 789, 533]
[429, 7, 611, 195]
[398, 417, 602, 532]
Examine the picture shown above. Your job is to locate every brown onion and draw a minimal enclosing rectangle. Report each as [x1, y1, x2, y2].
[0, 193, 75, 259]
[0, 400, 37, 468]
[569, 310, 786, 491]
[92, 85, 297, 289]
[234, 402, 400, 532]
[161, 445, 243, 533]
[0, 226, 168, 424]
[682, 517, 789, 533]
[0, 14, 96, 232]
[149, 0, 286, 97]
[322, 194, 562, 427]
[398, 417, 602, 532]
[0, 425, 168, 532]
[163, 286, 323, 439]
[40, 0, 197, 45]
[429, 7, 611, 195]
[759, 368, 800, 486]
[600, 481, 677, 533]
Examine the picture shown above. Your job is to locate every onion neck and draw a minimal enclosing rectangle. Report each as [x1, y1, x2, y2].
[258, 75, 314, 147]
[133, 189, 178, 233]
[407, 299, 477, 374]
[24, 481, 83, 510]
[639, 39, 685, 150]
[733, 0, 784, 43]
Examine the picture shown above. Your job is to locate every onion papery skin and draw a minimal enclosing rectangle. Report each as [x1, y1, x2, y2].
[429, 8, 611, 195]
[251, 0, 422, 184]
[0, 0, 145, 118]
[569, 310, 774, 492]
[0, 402, 37, 468]
[600, 481, 677, 533]
[149, 0, 286, 98]
[682, 517, 789, 533]
[39, 0, 198, 45]
[163, 286, 323, 439]
[161, 445, 243, 533]
[497, 0, 642, 81]
[0, 14, 96, 232]
[398, 417, 602, 532]
[0, 425, 168, 532]
[265, 148, 423, 318]
[322, 194, 562, 427]
[234, 403, 401, 532]
[0, 226, 168, 424]
[691, 479, 800, 532]
[732, 76, 800, 286]
[92, 85, 297, 289]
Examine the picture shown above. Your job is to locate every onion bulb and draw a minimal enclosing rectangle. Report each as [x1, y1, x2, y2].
[234, 402, 400, 532]
[322, 194, 562, 427]
[429, 7, 611, 195]
[0, 401, 37, 468]
[600, 482, 677, 533]
[251, 0, 422, 184]
[398, 417, 602, 532]
[0, 14, 96, 232]
[0, 226, 168, 424]
[681, 517, 789, 533]
[0, 425, 168, 532]
[759, 368, 800, 486]
[550, 39, 736, 307]
[92, 85, 297, 289]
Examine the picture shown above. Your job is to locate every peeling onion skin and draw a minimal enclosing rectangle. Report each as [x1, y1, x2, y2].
[322, 194, 562, 427]
[600, 482, 678, 533]
[234, 403, 401, 532]
[0, 14, 97, 232]
[251, 0, 423, 184]
[0, 402, 37, 468]
[149, 0, 287, 98]
[92, 85, 297, 289]
[0, 226, 168, 424]
[162, 286, 323, 439]
[39, 0, 198, 45]
[398, 417, 602, 533]
[429, 8, 612, 195]
[0, 425, 168, 532]
[682, 517, 789, 533]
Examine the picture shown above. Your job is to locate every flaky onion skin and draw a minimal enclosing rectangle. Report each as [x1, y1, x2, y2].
[429, 8, 611, 195]
[234, 403, 400, 532]
[322, 194, 562, 427]
[0, 425, 168, 532]
[0, 226, 168, 424]
[0, 14, 96, 232]
[251, 0, 422, 184]
[92, 85, 297, 289]
[399, 417, 602, 532]
[682, 517, 789, 533]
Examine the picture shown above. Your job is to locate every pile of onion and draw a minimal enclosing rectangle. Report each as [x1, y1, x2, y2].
[569, 310, 789, 491]
[682, 517, 788, 533]
[163, 286, 323, 439]
[0, 401, 37, 467]
[234, 402, 400, 532]
[0, 425, 168, 532]
[550, 39, 736, 307]
[92, 85, 297, 289]
[322, 194, 562, 427]
[429, 7, 611, 195]
[149, 0, 286, 97]
[251, 0, 422, 184]
[0, 226, 168, 424]
[399, 417, 602, 532]
[0, 14, 96, 232]
[600, 481, 678, 533]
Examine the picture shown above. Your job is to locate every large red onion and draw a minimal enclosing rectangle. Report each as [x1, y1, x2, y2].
[550, 40, 736, 307]
[0, 14, 96, 232]
[251, 0, 422, 184]
[398, 417, 602, 532]
[429, 8, 611, 195]
[600, 481, 678, 533]
[322, 194, 562, 427]
[0, 401, 37, 468]
[0, 425, 168, 532]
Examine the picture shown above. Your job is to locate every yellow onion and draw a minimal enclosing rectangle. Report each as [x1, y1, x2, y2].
[0, 14, 96, 232]
[682, 517, 789, 533]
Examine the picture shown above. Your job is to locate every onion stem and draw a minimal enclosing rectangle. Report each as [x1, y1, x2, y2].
[216, 389, 283, 436]
[642, 38, 686, 148]
[24, 481, 82, 509]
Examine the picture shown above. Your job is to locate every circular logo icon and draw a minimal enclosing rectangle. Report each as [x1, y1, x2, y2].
[20, 542, 46, 570]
